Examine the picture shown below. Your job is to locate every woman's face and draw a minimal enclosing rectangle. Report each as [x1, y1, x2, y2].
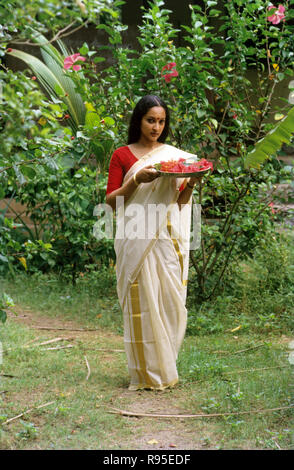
[140, 106, 166, 144]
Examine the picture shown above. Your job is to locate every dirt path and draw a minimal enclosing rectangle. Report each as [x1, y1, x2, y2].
[6, 305, 210, 450]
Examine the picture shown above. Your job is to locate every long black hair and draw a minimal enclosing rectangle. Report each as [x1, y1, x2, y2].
[127, 95, 170, 144]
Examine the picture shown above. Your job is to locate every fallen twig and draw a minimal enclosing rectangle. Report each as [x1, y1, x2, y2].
[92, 348, 125, 353]
[2, 401, 55, 425]
[0, 373, 18, 378]
[215, 343, 266, 355]
[35, 337, 73, 346]
[4, 337, 73, 352]
[225, 365, 290, 375]
[231, 343, 267, 355]
[32, 326, 99, 332]
[22, 337, 42, 347]
[42, 345, 74, 351]
[84, 355, 91, 381]
[274, 439, 282, 450]
[108, 404, 294, 419]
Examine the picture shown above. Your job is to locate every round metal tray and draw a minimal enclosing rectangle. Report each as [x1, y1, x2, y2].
[157, 168, 211, 177]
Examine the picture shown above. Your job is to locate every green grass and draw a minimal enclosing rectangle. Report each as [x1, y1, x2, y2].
[0, 318, 130, 449]
[186, 230, 294, 335]
[177, 336, 294, 449]
[0, 273, 293, 449]
[0, 268, 122, 333]
[0, 230, 294, 449]
[0, 320, 293, 449]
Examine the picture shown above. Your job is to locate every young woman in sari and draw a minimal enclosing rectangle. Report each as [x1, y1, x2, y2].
[106, 95, 199, 390]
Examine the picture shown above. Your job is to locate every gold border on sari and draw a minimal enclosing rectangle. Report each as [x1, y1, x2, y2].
[130, 280, 153, 388]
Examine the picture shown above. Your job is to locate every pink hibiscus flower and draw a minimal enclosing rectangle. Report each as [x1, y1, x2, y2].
[161, 62, 179, 83]
[267, 4, 286, 24]
[64, 53, 86, 71]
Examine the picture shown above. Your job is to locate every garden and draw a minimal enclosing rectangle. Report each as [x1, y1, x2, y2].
[0, 0, 294, 451]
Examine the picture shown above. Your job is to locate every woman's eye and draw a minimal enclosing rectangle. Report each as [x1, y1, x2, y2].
[146, 118, 165, 124]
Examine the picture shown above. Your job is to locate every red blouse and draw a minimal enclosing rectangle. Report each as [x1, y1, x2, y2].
[106, 145, 186, 195]
[106, 146, 138, 195]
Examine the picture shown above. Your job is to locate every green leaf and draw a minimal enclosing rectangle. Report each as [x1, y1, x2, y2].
[244, 105, 294, 169]
[54, 83, 64, 96]
[93, 57, 106, 64]
[274, 113, 284, 121]
[21, 166, 36, 178]
[0, 309, 7, 324]
[210, 119, 218, 129]
[79, 43, 89, 56]
[104, 116, 115, 126]
[8, 42, 85, 131]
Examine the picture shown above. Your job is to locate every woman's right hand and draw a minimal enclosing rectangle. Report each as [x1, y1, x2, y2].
[136, 165, 160, 184]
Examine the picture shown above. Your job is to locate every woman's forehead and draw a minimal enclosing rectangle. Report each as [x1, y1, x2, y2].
[144, 106, 166, 118]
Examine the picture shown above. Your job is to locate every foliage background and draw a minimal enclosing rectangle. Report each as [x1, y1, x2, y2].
[0, 0, 294, 314]
[0, 3, 293, 452]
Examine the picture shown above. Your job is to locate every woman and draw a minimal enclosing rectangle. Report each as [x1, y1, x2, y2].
[106, 95, 199, 390]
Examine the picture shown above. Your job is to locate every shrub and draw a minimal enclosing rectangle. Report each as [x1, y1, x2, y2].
[2, 0, 294, 299]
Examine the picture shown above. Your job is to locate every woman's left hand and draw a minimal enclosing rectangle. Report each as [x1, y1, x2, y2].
[188, 175, 203, 186]
[136, 165, 160, 184]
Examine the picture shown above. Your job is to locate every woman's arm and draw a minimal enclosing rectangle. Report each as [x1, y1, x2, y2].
[177, 176, 202, 209]
[106, 165, 159, 211]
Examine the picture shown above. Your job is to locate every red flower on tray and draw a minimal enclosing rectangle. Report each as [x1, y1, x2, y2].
[157, 158, 213, 173]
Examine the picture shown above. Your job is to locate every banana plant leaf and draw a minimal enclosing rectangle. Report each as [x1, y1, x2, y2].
[31, 31, 86, 126]
[244, 106, 294, 169]
[7, 36, 86, 132]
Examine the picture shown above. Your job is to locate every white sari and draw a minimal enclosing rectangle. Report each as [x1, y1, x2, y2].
[114, 144, 196, 390]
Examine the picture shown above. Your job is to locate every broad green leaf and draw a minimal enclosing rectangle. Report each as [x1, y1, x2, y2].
[244, 105, 294, 169]
[274, 113, 284, 120]
[79, 43, 89, 56]
[85, 102, 101, 129]
[8, 39, 86, 131]
[0, 309, 7, 324]
[104, 116, 115, 126]
[93, 57, 106, 64]
[21, 166, 36, 178]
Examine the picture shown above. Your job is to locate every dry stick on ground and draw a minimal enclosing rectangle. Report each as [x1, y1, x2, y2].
[2, 401, 56, 426]
[32, 326, 99, 332]
[0, 373, 18, 378]
[84, 355, 91, 381]
[224, 365, 290, 375]
[176, 364, 291, 388]
[109, 404, 294, 420]
[4, 337, 73, 352]
[214, 343, 266, 355]
[231, 343, 268, 355]
[22, 337, 42, 347]
[83, 348, 125, 353]
[42, 345, 74, 351]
